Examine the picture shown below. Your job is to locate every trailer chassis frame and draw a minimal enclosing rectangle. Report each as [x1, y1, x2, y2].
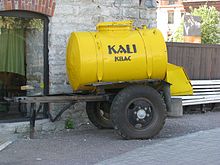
[5, 94, 110, 138]
[4, 79, 171, 139]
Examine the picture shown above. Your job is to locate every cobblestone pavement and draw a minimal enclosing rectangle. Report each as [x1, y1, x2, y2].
[97, 128, 220, 165]
[0, 111, 220, 165]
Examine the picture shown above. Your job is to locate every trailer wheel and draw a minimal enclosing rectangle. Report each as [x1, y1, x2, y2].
[86, 102, 113, 129]
[110, 85, 167, 139]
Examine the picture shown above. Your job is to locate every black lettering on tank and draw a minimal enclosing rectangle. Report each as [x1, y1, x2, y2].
[108, 44, 137, 54]
[115, 56, 131, 62]
[117, 45, 127, 54]
[108, 45, 117, 54]
[132, 44, 137, 53]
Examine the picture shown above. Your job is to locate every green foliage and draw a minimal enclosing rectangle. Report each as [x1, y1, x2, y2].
[191, 5, 220, 44]
[65, 117, 74, 129]
[0, 16, 43, 31]
[29, 19, 44, 31]
[170, 5, 220, 44]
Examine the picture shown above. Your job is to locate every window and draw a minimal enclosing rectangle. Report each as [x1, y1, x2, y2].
[169, 0, 175, 5]
[168, 12, 174, 24]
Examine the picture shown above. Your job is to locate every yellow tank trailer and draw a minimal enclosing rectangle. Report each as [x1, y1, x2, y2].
[66, 21, 192, 95]
[66, 21, 193, 139]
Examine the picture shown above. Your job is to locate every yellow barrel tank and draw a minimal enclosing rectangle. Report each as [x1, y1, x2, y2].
[66, 21, 168, 90]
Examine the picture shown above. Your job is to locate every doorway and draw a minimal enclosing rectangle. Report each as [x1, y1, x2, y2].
[0, 11, 49, 122]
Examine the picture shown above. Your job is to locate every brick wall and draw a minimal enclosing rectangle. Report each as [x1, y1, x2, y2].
[0, 0, 55, 16]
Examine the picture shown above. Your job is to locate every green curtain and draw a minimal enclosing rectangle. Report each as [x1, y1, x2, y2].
[0, 28, 25, 76]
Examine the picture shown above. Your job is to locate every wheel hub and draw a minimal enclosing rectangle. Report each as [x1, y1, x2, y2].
[137, 109, 146, 119]
[127, 98, 154, 130]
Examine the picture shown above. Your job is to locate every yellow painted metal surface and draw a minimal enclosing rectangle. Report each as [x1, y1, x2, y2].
[66, 21, 167, 90]
[166, 63, 193, 96]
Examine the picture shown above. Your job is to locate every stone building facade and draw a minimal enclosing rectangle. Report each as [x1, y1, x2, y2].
[0, 0, 157, 128]
[157, 0, 220, 41]
[157, 0, 185, 41]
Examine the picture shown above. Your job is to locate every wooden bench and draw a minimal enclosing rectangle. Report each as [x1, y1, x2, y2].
[171, 80, 220, 115]
[174, 80, 220, 106]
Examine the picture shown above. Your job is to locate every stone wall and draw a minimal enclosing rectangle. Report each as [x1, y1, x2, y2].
[48, 0, 157, 127]
[0, 0, 157, 128]
[49, 0, 157, 94]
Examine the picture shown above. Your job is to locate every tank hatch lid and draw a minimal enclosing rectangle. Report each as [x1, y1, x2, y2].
[96, 20, 133, 31]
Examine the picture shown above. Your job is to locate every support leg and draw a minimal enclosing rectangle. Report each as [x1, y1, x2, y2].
[163, 82, 172, 113]
[30, 103, 36, 139]
[200, 104, 206, 113]
[210, 103, 215, 111]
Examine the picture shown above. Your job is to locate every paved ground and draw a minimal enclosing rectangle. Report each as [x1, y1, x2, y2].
[97, 128, 220, 165]
[0, 134, 18, 152]
[0, 110, 220, 165]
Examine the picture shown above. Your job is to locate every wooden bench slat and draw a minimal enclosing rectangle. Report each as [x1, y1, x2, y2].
[182, 98, 220, 106]
[194, 89, 220, 92]
[191, 80, 220, 85]
[193, 85, 220, 89]
[193, 92, 220, 95]
[172, 95, 220, 100]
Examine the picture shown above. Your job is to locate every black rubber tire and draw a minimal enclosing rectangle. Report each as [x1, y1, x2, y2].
[86, 102, 113, 129]
[110, 85, 167, 139]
